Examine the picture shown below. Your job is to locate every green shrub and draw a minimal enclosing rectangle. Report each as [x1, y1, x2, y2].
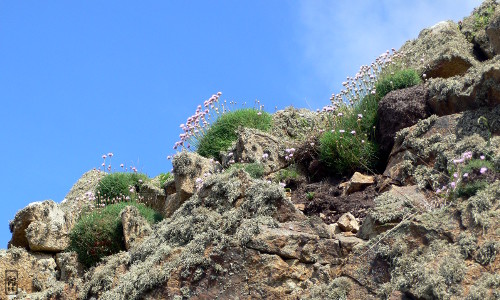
[96, 172, 148, 205]
[226, 162, 265, 179]
[375, 68, 422, 99]
[68, 201, 162, 268]
[319, 129, 378, 175]
[157, 172, 173, 186]
[456, 180, 488, 198]
[196, 109, 272, 158]
[274, 164, 300, 183]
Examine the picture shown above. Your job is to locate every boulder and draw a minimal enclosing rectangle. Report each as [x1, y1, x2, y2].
[55, 252, 83, 283]
[138, 177, 167, 217]
[120, 205, 152, 250]
[376, 84, 431, 157]
[460, 0, 499, 60]
[9, 200, 70, 252]
[486, 6, 500, 55]
[343, 172, 376, 195]
[427, 58, 500, 116]
[358, 185, 430, 240]
[246, 222, 342, 264]
[399, 20, 476, 78]
[172, 151, 219, 210]
[224, 127, 293, 173]
[337, 212, 360, 233]
[270, 106, 324, 141]
[0, 247, 58, 297]
[59, 169, 105, 229]
[385, 107, 500, 187]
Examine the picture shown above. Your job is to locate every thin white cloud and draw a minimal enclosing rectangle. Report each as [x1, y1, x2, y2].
[295, 0, 482, 103]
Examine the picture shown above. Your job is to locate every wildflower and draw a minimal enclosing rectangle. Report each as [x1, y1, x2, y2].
[108, 152, 114, 157]
[462, 151, 472, 160]
[195, 178, 203, 185]
[262, 153, 269, 160]
[102, 154, 107, 159]
[257, 111, 262, 116]
[228, 152, 233, 157]
[129, 187, 134, 193]
[310, 142, 315, 146]
[101, 163, 105, 167]
[423, 73, 427, 79]
[338, 112, 343, 117]
[450, 182, 456, 189]
[453, 158, 465, 164]
[361, 140, 365, 143]
[436, 189, 441, 194]
[357, 114, 363, 119]
[167, 156, 172, 160]
[480, 167, 487, 174]
[453, 173, 458, 178]
[351, 130, 356, 135]
[463, 173, 469, 178]
[138, 179, 143, 183]
[279, 182, 286, 188]
[480, 155, 485, 160]
[120, 163, 124, 168]
[339, 130, 345, 133]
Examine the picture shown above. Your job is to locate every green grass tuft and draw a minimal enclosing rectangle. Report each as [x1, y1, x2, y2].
[375, 68, 422, 99]
[67, 201, 162, 268]
[96, 172, 149, 205]
[196, 108, 272, 159]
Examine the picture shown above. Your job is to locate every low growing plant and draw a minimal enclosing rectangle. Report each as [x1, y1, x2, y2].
[196, 108, 272, 158]
[67, 201, 163, 268]
[226, 162, 265, 179]
[95, 172, 148, 206]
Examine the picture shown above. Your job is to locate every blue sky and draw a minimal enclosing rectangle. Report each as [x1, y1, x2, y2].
[0, 1, 481, 248]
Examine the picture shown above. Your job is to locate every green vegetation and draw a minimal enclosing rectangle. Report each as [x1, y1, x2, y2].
[273, 164, 300, 183]
[319, 68, 420, 175]
[474, 5, 495, 30]
[226, 162, 265, 179]
[196, 108, 272, 159]
[375, 69, 422, 99]
[306, 192, 315, 200]
[96, 172, 149, 205]
[68, 201, 162, 268]
[157, 172, 173, 186]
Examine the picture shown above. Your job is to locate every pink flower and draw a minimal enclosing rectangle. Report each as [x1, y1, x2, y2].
[480, 167, 487, 174]
[450, 182, 456, 189]
[351, 130, 356, 135]
[120, 163, 124, 168]
[463, 173, 469, 178]
[480, 155, 485, 160]
[453, 173, 458, 178]
[339, 130, 345, 133]
[107, 152, 113, 157]
[102, 154, 107, 159]
[357, 114, 363, 119]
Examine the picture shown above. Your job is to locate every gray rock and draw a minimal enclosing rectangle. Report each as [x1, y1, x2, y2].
[121, 206, 152, 250]
[9, 200, 70, 252]
[56, 252, 83, 283]
[399, 20, 476, 78]
[337, 212, 360, 233]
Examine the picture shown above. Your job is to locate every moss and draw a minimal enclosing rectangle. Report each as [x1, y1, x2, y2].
[389, 240, 466, 299]
[370, 192, 414, 224]
[306, 277, 351, 300]
[474, 241, 499, 266]
[465, 181, 500, 229]
[457, 233, 478, 259]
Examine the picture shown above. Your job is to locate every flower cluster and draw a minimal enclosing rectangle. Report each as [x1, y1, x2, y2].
[436, 151, 489, 195]
[96, 153, 138, 174]
[322, 49, 399, 113]
[285, 148, 296, 161]
[174, 92, 222, 151]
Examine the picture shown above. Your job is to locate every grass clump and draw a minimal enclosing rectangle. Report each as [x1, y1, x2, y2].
[273, 164, 300, 183]
[68, 201, 162, 268]
[226, 162, 265, 179]
[157, 172, 173, 186]
[197, 108, 272, 159]
[375, 68, 422, 99]
[96, 172, 148, 206]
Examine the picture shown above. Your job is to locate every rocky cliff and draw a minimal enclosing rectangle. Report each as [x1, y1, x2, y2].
[2, 1, 500, 299]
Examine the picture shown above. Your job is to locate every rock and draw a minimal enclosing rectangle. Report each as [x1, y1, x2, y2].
[427, 58, 500, 116]
[399, 20, 476, 78]
[172, 151, 219, 210]
[336, 235, 365, 255]
[337, 212, 360, 233]
[59, 169, 106, 229]
[55, 252, 83, 283]
[0, 247, 58, 297]
[385, 107, 500, 187]
[120, 206, 152, 250]
[138, 177, 167, 217]
[270, 107, 324, 141]
[9, 200, 70, 252]
[358, 185, 429, 240]
[376, 85, 431, 157]
[163, 178, 176, 195]
[246, 222, 342, 264]
[329, 223, 342, 235]
[344, 172, 376, 195]
[486, 7, 500, 55]
[460, 0, 499, 60]
[223, 127, 293, 174]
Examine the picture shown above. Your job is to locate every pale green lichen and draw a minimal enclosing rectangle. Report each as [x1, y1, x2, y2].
[474, 241, 499, 265]
[466, 272, 500, 300]
[305, 276, 352, 300]
[464, 181, 500, 229]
